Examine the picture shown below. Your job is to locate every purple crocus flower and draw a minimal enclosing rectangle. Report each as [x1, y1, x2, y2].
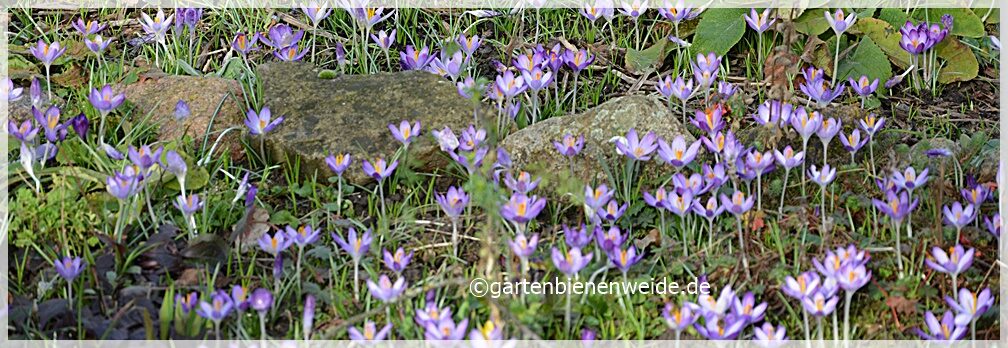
[744, 8, 776, 33]
[808, 164, 837, 187]
[370, 29, 395, 53]
[916, 310, 966, 342]
[692, 196, 725, 220]
[753, 322, 788, 348]
[436, 186, 469, 220]
[618, 0, 649, 19]
[258, 230, 293, 256]
[500, 193, 546, 224]
[325, 153, 352, 176]
[424, 317, 469, 340]
[694, 314, 747, 340]
[657, 135, 701, 168]
[733, 291, 768, 324]
[244, 107, 284, 135]
[349, 320, 392, 341]
[349, 7, 394, 31]
[2, 77, 23, 102]
[665, 191, 693, 217]
[388, 120, 421, 146]
[563, 224, 593, 249]
[961, 182, 990, 206]
[693, 105, 725, 134]
[89, 84, 126, 115]
[595, 225, 625, 253]
[367, 274, 406, 303]
[231, 32, 260, 56]
[872, 190, 919, 223]
[53, 256, 85, 281]
[33, 106, 66, 142]
[285, 224, 321, 248]
[581, 0, 615, 22]
[174, 100, 190, 121]
[127, 144, 163, 173]
[782, 271, 821, 300]
[415, 298, 451, 327]
[563, 48, 594, 72]
[702, 163, 728, 189]
[720, 191, 754, 215]
[858, 113, 885, 139]
[139, 9, 173, 44]
[943, 202, 976, 230]
[925, 244, 974, 276]
[493, 70, 527, 99]
[614, 128, 658, 161]
[773, 146, 805, 169]
[68, 114, 89, 139]
[106, 169, 140, 200]
[230, 285, 250, 311]
[176, 292, 199, 314]
[84, 35, 112, 56]
[835, 263, 871, 292]
[692, 52, 721, 87]
[400, 45, 434, 70]
[504, 171, 541, 194]
[848, 75, 879, 97]
[432, 126, 460, 152]
[643, 186, 669, 210]
[662, 302, 699, 332]
[801, 290, 839, 317]
[457, 33, 481, 58]
[946, 287, 994, 326]
[669, 75, 695, 102]
[302, 294, 316, 339]
[449, 146, 489, 175]
[553, 132, 585, 157]
[332, 227, 372, 262]
[196, 290, 234, 323]
[273, 44, 308, 62]
[29, 39, 66, 68]
[508, 233, 539, 259]
[260, 23, 304, 49]
[458, 125, 486, 152]
[30, 78, 41, 107]
[672, 173, 706, 196]
[174, 8, 202, 33]
[584, 184, 614, 212]
[72, 18, 106, 36]
[428, 51, 465, 81]
[382, 247, 413, 274]
[985, 214, 1000, 239]
[362, 157, 398, 181]
[800, 77, 846, 106]
[745, 150, 775, 176]
[607, 245, 642, 274]
[824, 9, 857, 35]
[900, 21, 930, 55]
[521, 66, 554, 91]
[839, 129, 868, 155]
[552, 246, 592, 276]
[249, 288, 273, 314]
[8, 119, 38, 143]
[754, 100, 794, 126]
[173, 194, 203, 216]
[300, 2, 332, 27]
[596, 199, 628, 221]
[891, 166, 929, 193]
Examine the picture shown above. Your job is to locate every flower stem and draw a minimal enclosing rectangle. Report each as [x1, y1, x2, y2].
[779, 169, 790, 216]
[735, 217, 751, 279]
[451, 219, 459, 258]
[258, 311, 268, 341]
[844, 290, 853, 342]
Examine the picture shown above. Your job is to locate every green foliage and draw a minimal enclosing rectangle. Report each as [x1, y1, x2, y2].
[9, 180, 101, 250]
[793, 9, 830, 36]
[624, 40, 667, 75]
[837, 36, 894, 84]
[936, 38, 980, 83]
[852, 17, 912, 69]
[690, 8, 747, 57]
[910, 8, 985, 38]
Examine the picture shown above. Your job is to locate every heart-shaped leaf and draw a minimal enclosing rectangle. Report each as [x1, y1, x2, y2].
[936, 37, 979, 83]
[690, 8, 747, 57]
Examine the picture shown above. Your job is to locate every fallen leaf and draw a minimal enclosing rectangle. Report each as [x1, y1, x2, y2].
[885, 295, 917, 315]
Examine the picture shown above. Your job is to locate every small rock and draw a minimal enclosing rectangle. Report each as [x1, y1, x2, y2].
[124, 75, 245, 160]
[502, 95, 694, 184]
[258, 62, 493, 185]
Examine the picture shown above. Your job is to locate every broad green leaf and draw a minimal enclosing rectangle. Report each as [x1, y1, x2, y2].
[793, 9, 830, 36]
[690, 8, 747, 57]
[624, 39, 667, 75]
[937, 38, 979, 83]
[911, 8, 985, 38]
[878, 8, 909, 28]
[851, 18, 911, 69]
[973, 7, 998, 23]
[837, 36, 894, 86]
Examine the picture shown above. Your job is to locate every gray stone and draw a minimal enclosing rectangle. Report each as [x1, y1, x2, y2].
[258, 62, 493, 185]
[502, 95, 694, 184]
[124, 75, 245, 160]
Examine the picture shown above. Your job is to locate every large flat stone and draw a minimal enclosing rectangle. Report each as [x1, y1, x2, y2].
[502, 95, 694, 184]
[258, 62, 493, 185]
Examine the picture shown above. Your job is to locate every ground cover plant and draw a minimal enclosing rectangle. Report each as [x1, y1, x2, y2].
[4, 2, 1003, 342]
